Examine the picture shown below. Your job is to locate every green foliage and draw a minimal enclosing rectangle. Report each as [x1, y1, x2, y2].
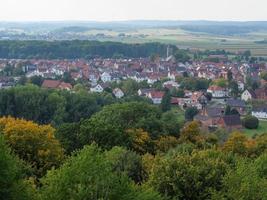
[212, 158, 267, 200]
[185, 107, 199, 121]
[0, 40, 174, 59]
[29, 76, 44, 86]
[0, 85, 109, 125]
[148, 149, 232, 200]
[179, 121, 204, 146]
[214, 78, 227, 88]
[161, 111, 180, 136]
[121, 79, 140, 96]
[229, 80, 239, 97]
[0, 117, 65, 177]
[242, 115, 259, 129]
[170, 88, 184, 97]
[80, 102, 162, 149]
[160, 91, 171, 112]
[0, 135, 35, 200]
[105, 147, 146, 183]
[55, 122, 82, 154]
[261, 71, 267, 81]
[40, 144, 162, 200]
[179, 77, 210, 91]
[174, 49, 191, 63]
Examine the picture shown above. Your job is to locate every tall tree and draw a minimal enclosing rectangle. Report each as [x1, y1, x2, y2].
[160, 91, 171, 112]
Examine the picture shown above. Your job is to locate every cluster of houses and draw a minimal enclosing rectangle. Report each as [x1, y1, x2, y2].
[1, 58, 267, 127]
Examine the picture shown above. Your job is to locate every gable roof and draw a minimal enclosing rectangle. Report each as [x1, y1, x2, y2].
[226, 99, 246, 108]
[42, 80, 72, 90]
[207, 107, 224, 118]
[58, 82, 72, 90]
[42, 80, 61, 89]
[245, 89, 257, 98]
[149, 91, 164, 99]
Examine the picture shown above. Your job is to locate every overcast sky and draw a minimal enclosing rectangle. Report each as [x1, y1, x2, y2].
[1, 0, 267, 21]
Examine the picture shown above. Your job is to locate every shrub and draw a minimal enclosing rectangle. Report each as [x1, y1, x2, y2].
[242, 116, 259, 129]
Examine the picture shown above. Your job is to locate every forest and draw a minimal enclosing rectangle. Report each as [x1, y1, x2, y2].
[0, 40, 174, 59]
[0, 85, 266, 200]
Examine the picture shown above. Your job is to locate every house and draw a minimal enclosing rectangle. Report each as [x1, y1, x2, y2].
[194, 106, 225, 129]
[101, 72, 112, 83]
[0, 77, 15, 89]
[177, 98, 193, 108]
[71, 72, 82, 81]
[58, 82, 73, 90]
[255, 88, 267, 100]
[89, 73, 100, 83]
[90, 84, 104, 93]
[42, 80, 61, 89]
[191, 92, 207, 109]
[42, 80, 72, 90]
[207, 85, 228, 98]
[217, 115, 242, 131]
[148, 91, 164, 104]
[168, 71, 181, 81]
[138, 88, 154, 97]
[113, 88, 124, 98]
[171, 97, 180, 105]
[226, 98, 247, 115]
[252, 107, 267, 119]
[147, 74, 159, 84]
[241, 89, 256, 101]
[184, 90, 193, 98]
[163, 80, 180, 89]
[131, 73, 147, 83]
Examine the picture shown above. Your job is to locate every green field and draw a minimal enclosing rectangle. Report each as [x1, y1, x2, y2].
[243, 120, 267, 137]
[92, 28, 267, 57]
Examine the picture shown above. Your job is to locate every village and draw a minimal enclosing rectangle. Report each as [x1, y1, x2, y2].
[0, 54, 267, 133]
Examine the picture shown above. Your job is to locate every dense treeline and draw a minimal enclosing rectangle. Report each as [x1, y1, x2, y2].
[0, 88, 266, 199]
[1, 115, 266, 200]
[0, 85, 115, 125]
[0, 85, 157, 126]
[0, 40, 174, 59]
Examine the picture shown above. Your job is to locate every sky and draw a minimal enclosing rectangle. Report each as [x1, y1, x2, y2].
[1, 0, 267, 21]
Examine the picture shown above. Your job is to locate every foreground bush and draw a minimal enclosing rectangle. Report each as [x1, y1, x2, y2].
[242, 115, 259, 129]
[40, 145, 162, 200]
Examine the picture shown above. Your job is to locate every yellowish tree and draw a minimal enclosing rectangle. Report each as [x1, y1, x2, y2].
[179, 121, 205, 146]
[155, 136, 179, 153]
[0, 117, 64, 177]
[126, 128, 151, 154]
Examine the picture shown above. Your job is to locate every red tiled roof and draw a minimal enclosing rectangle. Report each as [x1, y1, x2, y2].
[59, 82, 72, 90]
[149, 91, 164, 98]
[42, 80, 61, 89]
[42, 80, 72, 90]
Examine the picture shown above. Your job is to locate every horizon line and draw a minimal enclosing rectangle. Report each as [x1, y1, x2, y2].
[1, 19, 267, 23]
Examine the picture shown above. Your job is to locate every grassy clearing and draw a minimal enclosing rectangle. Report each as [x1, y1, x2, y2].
[242, 120, 267, 137]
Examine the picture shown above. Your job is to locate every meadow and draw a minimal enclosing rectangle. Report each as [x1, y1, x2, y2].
[243, 120, 267, 137]
[89, 28, 267, 56]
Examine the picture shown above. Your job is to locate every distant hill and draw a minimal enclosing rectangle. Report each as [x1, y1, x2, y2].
[1, 20, 267, 37]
